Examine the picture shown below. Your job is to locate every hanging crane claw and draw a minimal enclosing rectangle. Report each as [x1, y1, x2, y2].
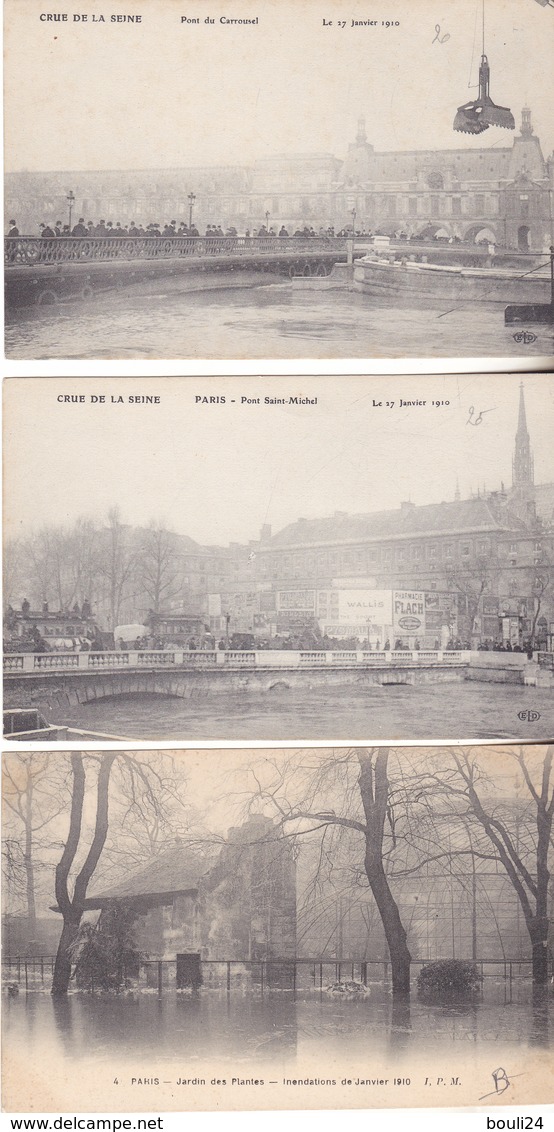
[453, 55, 515, 134]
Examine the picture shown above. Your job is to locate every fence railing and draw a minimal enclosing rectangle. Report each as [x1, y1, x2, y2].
[5, 235, 347, 267]
[3, 648, 472, 675]
[2, 954, 543, 995]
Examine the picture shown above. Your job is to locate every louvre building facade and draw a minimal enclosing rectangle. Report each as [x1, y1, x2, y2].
[5, 109, 554, 251]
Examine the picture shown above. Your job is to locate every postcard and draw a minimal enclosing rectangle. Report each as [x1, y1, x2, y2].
[2, 744, 552, 1112]
[2, 372, 554, 743]
[3, 0, 554, 361]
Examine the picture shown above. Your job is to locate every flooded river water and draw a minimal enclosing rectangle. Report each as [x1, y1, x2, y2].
[55, 683, 554, 742]
[6, 284, 554, 359]
[3, 983, 551, 1111]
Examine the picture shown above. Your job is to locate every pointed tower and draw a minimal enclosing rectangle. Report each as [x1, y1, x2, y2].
[512, 383, 534, 489]
[511, 384, 536, 522]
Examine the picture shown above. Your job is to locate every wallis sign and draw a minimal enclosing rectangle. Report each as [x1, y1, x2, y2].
[337, 590, 393, 624]
[392, 590, 425, 635]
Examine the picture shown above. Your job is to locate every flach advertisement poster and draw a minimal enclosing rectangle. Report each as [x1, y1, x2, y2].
[2, 0, 554, 363]
[1, 744, 553, 1112]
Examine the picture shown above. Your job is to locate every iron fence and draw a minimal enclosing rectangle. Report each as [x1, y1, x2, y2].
[2, 954, 544, 996]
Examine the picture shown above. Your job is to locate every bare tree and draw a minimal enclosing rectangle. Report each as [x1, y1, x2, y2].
[51, 752, 185, 994]
[431, 747, 553, 984]
[247, 747, 414, 996]
[2, 754, 69, 938]
[447, 554, 491, 643]
[528, 556, 553, 650]
[52, 753, 117, 995]
[98, 508, 141, 630]
[137, 522, 182, 615]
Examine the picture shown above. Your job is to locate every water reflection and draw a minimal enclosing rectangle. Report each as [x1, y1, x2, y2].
[5, 986, 551, 1069]
[530, 986, 551, 1048]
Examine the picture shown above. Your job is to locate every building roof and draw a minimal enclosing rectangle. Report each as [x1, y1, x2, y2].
[267, 497, 521, 551]
[81, 844, 212, 910]
[534, 483, 554, 524]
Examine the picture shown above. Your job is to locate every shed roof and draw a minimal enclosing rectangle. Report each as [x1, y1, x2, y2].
[81, 844, 212, 911]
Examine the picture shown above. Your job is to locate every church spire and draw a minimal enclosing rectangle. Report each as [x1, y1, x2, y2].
[512, 382, 534, 490]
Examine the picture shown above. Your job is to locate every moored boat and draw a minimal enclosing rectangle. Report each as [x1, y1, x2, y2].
[353, 253, 551, 305]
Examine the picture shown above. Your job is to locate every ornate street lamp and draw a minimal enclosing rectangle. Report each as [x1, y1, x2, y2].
[351, 207, 357, 233]
[66, 190, 76, 231]
[188, 192, 196, 230]
[265, 210, 270, 232]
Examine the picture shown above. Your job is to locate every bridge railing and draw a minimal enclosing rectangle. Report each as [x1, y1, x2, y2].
[5, 235, 347, 267]
[4, 648, 472, 674]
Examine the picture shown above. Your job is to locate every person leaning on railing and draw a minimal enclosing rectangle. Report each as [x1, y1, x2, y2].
[7, 220, 19, 236]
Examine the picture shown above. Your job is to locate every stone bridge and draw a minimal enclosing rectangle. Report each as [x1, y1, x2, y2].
[4, 234, 494, 309]
[4, 648, 469, 723]
[4, 234, 352, 308]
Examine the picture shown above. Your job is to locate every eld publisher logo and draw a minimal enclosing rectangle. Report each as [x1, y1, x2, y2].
[517, 709, 541, 722]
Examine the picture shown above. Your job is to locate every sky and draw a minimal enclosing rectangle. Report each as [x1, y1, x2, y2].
[4, 0, 554, 173]
[4, 373, 554, 547]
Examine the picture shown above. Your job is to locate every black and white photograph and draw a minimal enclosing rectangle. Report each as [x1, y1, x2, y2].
[3, 372, 554, 743]
[2, 745, 552, 1111]
[3, 0, 554, 361]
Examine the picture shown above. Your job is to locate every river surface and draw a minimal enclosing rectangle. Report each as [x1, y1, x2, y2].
[3, 984, 551, 1110]
[6, 284, 554, 359]
[55, 683, 554, 742]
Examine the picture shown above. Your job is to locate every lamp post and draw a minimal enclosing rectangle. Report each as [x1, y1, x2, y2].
[366, 618, 372, 650]
[265, 210, 270, 232]
[351, 206, 357, 234]
[225, 611, 231, 649]
[188, 192, 196, 230]
[66, 190, 76, 232]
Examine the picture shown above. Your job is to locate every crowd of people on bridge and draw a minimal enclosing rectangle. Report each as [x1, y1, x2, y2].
[7, 218, 345, 241]
[7, 216, 486, 246]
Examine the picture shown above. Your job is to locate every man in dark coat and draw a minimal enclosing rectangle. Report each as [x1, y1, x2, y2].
[7, 220, 19, 236]
[71, 217, 88, 237]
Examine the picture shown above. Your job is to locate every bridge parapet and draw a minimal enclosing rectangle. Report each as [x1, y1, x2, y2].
[5, 234, 347, 267]
[4, 648, 471, 676]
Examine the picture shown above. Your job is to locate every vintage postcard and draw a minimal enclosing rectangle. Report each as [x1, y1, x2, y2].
[2, 372, 554, 744]
[2, 745, 553, 1112]
[3, 0, 554, 361]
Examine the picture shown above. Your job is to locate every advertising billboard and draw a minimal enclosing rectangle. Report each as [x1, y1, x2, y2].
[277, 590, 316, 611]
[392, 590, 425, 635]
[337, 589, 393, 624]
